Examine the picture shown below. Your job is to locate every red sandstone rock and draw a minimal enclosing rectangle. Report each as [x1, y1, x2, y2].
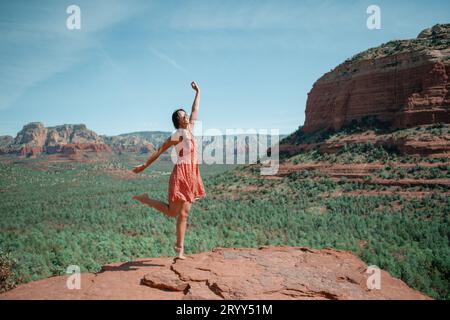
[303, 24, 450, 134]
[0, 246, 430, 300]
[18, 145, 44, 157]
[0, 122, 113, 158]
[14, 122, 48, 147]
[61, 143, 112, 155]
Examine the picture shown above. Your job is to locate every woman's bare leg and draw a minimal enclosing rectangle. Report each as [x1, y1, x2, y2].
[132, 193, 179, 218]
[175, 201, 192, 260]
[133, 193, 191, 259]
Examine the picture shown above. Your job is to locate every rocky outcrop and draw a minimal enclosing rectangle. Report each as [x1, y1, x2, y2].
[279, 125, 450, 157]
[45, 124, 105, 151]
[0, 135, 14, 147]
[14, 122, 48, 147]
[0, 123, 165, 157]
[60, 143, 112, 155]
[0, 136, 14, 155]
[0, 246, 429, 300]
[1, 124, 285, 159]
[303, 23, 450, 133]
[0, 122, 112, 158]
[279, 124, 450, 159]
[102, 135, 155, 154]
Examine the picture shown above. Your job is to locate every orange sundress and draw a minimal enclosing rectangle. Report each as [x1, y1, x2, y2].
[168, 128, 206, 203]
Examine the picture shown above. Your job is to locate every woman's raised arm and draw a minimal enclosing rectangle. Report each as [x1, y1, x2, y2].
[189, 81, 200, 129]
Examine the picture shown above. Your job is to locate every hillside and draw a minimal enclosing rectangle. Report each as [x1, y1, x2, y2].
[280, 121, 450, 157]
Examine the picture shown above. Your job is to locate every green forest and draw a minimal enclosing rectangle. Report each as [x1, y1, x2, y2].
[0, 145, 449, 299]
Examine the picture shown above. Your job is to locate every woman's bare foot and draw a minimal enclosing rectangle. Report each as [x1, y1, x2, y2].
[132, 193, 149, 204]
[173, 243, 186, 260]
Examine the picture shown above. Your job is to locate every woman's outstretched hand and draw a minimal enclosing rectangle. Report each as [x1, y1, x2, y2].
[132, 164, 146, 174]
[191, 81, 200, 93]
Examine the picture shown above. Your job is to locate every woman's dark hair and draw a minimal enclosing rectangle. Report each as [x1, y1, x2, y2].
[172, 108, 186, 129]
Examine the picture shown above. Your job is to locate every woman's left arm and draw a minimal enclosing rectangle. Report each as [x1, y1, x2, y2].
[131, 137, 177, 173]
[189, 81, 200, 129]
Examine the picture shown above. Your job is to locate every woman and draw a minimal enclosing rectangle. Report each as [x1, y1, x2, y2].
[131, 81, 206, 260]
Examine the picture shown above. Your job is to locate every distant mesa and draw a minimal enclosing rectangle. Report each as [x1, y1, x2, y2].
[302, 23, 450, 133]
[0, 122, 157, 159]
[0, 123, 285, 160]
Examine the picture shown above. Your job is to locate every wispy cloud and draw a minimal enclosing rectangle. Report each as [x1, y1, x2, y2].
[0, 0, 148, 110]
[149, 47, 185, 72]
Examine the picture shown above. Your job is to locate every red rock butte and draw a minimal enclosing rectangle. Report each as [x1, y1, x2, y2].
[303, 23, 450, 133]
[0, 246, 429, 300]
[0, 122, 156, 158]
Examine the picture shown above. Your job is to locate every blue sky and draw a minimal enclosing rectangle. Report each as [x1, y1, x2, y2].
[0, 0, 449, 137]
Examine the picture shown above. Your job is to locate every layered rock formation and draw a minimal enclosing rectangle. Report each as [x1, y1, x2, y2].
[0, 122, 162, 158]
[0, 122, 112, 158]
[0, 136, 14, 150]
[102, 135, 155, 155]
[279, 124, 450, 157]
[0, 246, 429, 300]
[303, 24, 450, 133]
[0, 123, 285, 160]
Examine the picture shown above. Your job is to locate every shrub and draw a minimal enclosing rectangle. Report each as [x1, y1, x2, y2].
[0, 250, 17, 293]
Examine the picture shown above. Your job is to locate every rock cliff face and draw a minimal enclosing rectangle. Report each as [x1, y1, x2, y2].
[279, 124, 450, 157]
[102, 135, 155, 155]
[0, 122, 160, 157]
[303, 24, 450, 133]
[0, 123, 285, 159]
[0, 246, 429, 300]
[0, 136, 14, 150]
[0, 122, 112, 157]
